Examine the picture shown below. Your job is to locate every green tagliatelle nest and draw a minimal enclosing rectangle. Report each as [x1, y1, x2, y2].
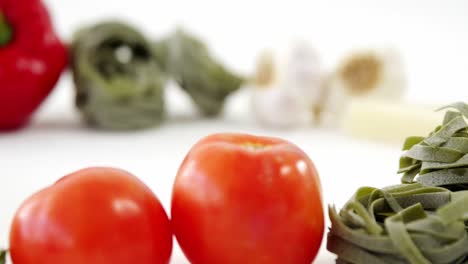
[328, 184, 468, 264]
[152, 29, 244, 117]
[328, 102, 468, 264]
[399, 102, 468, 188]
[72, 21, 166, 130]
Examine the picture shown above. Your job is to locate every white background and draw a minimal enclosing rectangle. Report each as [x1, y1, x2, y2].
[1, 0, 468, 263]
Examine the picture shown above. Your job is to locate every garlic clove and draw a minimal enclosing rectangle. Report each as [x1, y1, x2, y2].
[251, 84, 311, 128]
[254, 50, 276, 87]
[281, 42, 323, 100]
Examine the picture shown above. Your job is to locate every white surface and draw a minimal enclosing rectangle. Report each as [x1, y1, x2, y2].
[2, 0, 468, 262]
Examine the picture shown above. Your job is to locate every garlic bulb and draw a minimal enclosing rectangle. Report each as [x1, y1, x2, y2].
[251, 42, 325, 128]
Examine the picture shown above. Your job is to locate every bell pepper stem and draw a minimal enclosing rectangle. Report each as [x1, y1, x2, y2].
[0, 12, 12, 46]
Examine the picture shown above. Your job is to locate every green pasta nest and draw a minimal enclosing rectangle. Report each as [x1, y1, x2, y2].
[71, 21, 166, 130]
[327, 102, 468, 264]
[152, 29, 244, 117]
[399, 102, 468, 189]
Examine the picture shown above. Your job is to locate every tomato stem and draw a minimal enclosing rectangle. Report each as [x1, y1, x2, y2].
[0, 12, 12, 46]
[242, 142, 271, 150]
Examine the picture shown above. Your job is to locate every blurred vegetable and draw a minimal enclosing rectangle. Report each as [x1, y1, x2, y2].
[332, 48, 406, 99]
[328, 183, 468, 263]
[153, 29, 244, 117]
[0, 249, 5, 264]
[72, 21, 165, 130]
[399, 102, 468, 189]
[251, 43, 325, 128]
[0, 0, 68, 130]
[172, 133, 324, 263]
[324, 48, 406, 127]
[10, 167, 173, 264]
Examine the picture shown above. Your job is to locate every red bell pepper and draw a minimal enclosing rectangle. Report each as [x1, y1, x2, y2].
[0, 0, 68, 130]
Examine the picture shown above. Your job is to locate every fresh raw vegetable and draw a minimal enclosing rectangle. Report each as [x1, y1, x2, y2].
[398, 102, 468, 189]
[324, 48, 406, 127]
[250, 42, 324, 128]
[171, 133, 324, 264]
[330, 48, 406, 100]
[327, 183, 468, 263]
[0, 0, 68, 130]
[9, 167, 172, 264]
[153, 29, 244, 117]
[71, 22, 165, 130]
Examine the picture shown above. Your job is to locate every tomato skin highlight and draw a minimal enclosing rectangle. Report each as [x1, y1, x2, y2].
[9, 167, 172, 264]
[172, 133, 325, 264]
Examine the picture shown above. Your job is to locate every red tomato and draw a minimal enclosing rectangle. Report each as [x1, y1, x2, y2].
[172, 133, 324, 264]
[9, 167, 172, 264]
